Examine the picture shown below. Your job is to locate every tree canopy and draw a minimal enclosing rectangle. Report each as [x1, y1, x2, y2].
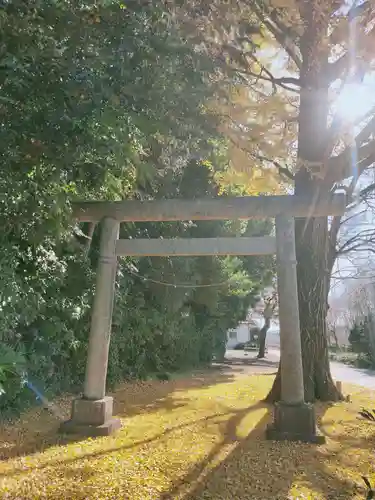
[0, 0, 274, 413]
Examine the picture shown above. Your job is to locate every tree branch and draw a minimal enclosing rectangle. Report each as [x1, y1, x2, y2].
[328, 214, 342, 264]
[236, 65, 301, 93]
[359, 182, 375, 200]
[357, 151, 375, 174]
[252, 153, 295, 180]
[225, 135, 295, 181]
[324, 1, 371, 84]
[221, 43, 301, 93]
[252, 1, 302, 69]
[340, 209, 366, 227]
[338, 240, 375, 256]
[348, 1, 371, 22]
[324, 50, 350, 84]
[326, 105, 375, 161]
[327, 137, 375, 183]
[355, 115, 375, 146]
[246, 69, 300, 87]
[337, 221, 375, 255]
[329, 174, 362, 266]
[269, 8, 300, 47]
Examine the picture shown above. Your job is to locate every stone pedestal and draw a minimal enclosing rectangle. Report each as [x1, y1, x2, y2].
[266, 402, 325, 444]
[60, 396, 121, 437]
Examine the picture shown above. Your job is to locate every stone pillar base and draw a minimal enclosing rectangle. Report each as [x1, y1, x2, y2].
[266, 402, 325, 444]
[60, 396, 121, 437]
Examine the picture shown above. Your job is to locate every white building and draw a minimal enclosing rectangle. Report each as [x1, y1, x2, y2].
[226, 290, 280, 349]
[227, 321, 254, 348]
[226, 317, 280, 349]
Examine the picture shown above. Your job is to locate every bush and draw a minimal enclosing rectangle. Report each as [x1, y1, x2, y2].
[0, 223, 271, 416]
[348, 313, 375, 367]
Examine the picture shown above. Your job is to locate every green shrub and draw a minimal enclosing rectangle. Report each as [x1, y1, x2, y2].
[348, 313, 375, 367]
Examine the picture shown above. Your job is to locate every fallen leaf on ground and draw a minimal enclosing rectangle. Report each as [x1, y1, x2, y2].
[0, 371, 374, 499]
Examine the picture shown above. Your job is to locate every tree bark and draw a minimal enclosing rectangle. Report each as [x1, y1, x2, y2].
[295, 216, 341, 402]
[266, 2, 343, 403]
[257, 317, 271, 359]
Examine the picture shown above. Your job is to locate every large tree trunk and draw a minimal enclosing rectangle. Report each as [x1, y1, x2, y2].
[295, 216, 341, 402]
[267, 201, 343, 403]
[257, 317, 271, 359]
[267, 1, 343, 403]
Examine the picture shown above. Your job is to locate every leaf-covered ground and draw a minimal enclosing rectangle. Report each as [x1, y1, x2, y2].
[0, 369, 374, 499]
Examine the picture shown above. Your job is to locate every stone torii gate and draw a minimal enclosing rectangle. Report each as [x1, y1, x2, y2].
[60, 194, 345, 442]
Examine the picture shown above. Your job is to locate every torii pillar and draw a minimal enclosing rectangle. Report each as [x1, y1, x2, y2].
[60, 217, 121, 436]
[266, 215, 325, 443]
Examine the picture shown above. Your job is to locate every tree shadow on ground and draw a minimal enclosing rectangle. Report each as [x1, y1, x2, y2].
[0, 366, 236, 462]
[317, 403, 375, 486]
[113, 366, 236, 418]
[0, 396, 370, 498]
[220, 356, 279, 369]
[158, 402, 366, 500]
[0, 403, 261, 480]
[158, 403, 274, 500]
[0, 409, 86, 461]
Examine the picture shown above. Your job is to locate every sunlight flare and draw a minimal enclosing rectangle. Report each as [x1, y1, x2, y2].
[335, 82, 375, 123]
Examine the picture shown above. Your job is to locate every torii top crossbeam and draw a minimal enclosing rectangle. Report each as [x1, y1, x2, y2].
[72, 193, 346, 223]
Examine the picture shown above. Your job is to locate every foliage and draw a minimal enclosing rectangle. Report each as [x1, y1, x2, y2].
[0, 345, 25, 396]
[0, 244, 95, 414]
[1, 161, 272, 418]
[0, 374, 374, 498]
[106, 161, 273, 386]
[0, 0, 277, 415]
[346, 282, 375, 367]
[0, 0, 225, 238]
[348, 313, 375, 365]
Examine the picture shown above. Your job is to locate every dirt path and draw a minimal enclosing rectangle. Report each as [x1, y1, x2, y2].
[223, 349, 375, 391]
[214, 351, 278, 378]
